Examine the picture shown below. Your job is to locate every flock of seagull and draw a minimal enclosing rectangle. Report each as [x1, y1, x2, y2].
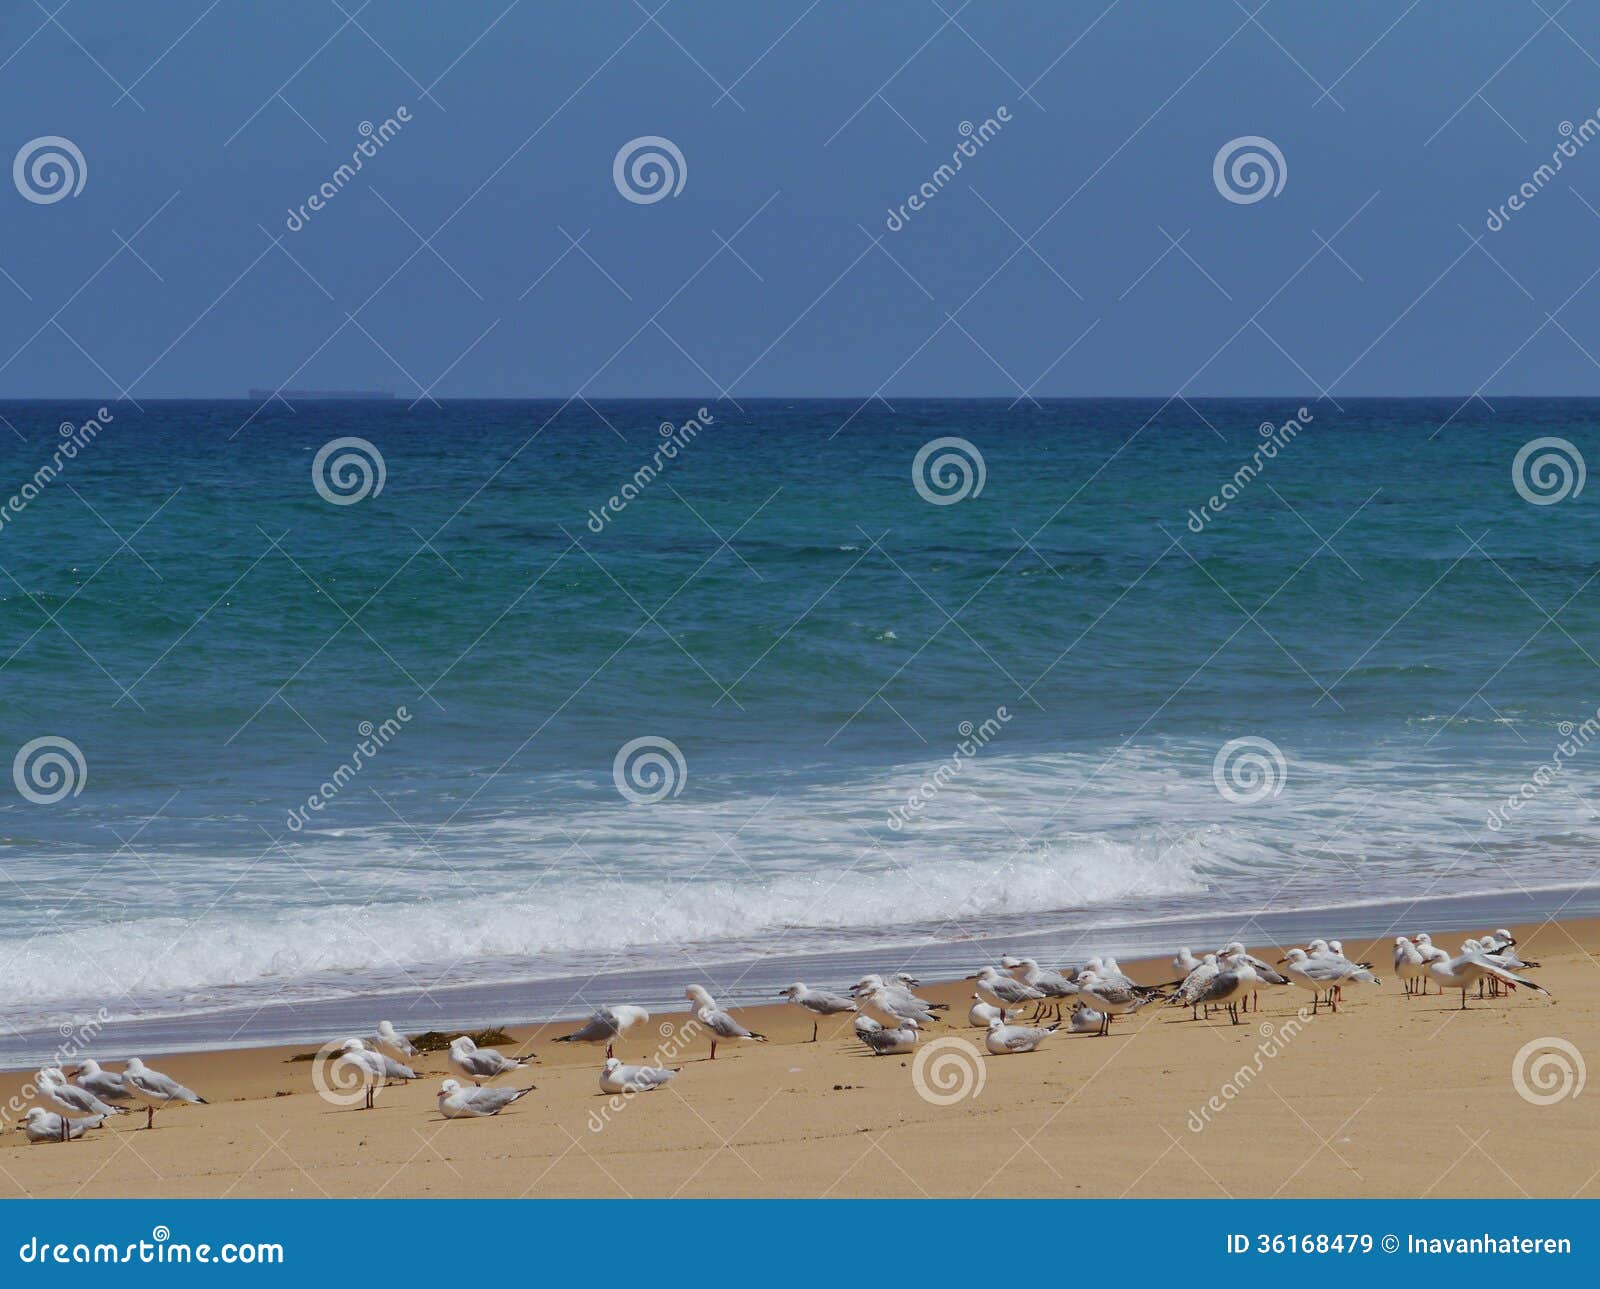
[13, 928, 1549, 1139]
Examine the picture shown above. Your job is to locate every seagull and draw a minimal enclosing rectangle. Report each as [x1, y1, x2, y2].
[599, 1057, 680, 1094]
[1428, 946, 1548, 1009]
[1461, 938, 1540, 997]
[1076, 970, 1160, 1035]
[968, 994, 1010, 1028]
[374, 1021, 419, 1060]
[1068, 1003, 1105, 1033]
[853, 1015, 884, 1044]
[437, 1078, 534, 1119]
[1412, 933, 1449, 994]
[1481, 927, 1518, 954]
[984, 1018, 1059, 1054]
[1278, 949, 1379, 1013]
[1187, 951, 1259, 1025]
[1000, 956, 1079, 1020]
[861, 985, 942, 1027]
[337, 1038, 417, 1107]
[1172, 947, 1202, 974]
[857, 1018, 919, 1055]
[553, 1005, 651, 1058]
[121, 1059, 207, 1129]
[1394, 936, 1426, 997]
[969, 966, 1046, 1014]
[448, 1036, 532, 1085]
[71, 1059, 133, 1105]
[778, 984, 858, 1041]
[682, 989, 767, 1060]
[1217, 942, 1288, 1012]
[1167, 952, 1221, 1019]
[851, 975, 947, 1020]
[17, 1107, 102, 1143]
[37, 1067, 123, 1121]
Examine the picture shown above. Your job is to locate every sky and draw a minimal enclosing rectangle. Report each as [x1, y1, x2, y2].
[3, 1, 1600, 398]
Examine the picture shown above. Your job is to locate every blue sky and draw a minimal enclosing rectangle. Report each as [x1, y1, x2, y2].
[3, 1, 1600, 397]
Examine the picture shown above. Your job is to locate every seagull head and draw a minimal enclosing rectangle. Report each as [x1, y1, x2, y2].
[893, 973, 921, 987]
[998, 955, 1022, 969]
[612, 1005, 649, 1029]
[1329, 940, 1345, 954]
[449, 1036, 476, 1052]
[603, 1057, 621, 1072]
[378, 1021, 397, 1036]
[21, 1107, 49, 1126]
[1494, 928, 1514, 942]
[438, 1079, 461, 1096]
[986, 1018, 1004, 1030]
[685, 985, 715, 1006]
[779, 984, 803, 998]
[1414, 933, 1432, 944]
[77, 1059, 101, 1075]
[1282, 948, 1309, 963]
[340, 1038, 367, 1054]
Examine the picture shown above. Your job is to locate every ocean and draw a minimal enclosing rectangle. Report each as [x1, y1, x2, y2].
[2, 396, 1597, 1063]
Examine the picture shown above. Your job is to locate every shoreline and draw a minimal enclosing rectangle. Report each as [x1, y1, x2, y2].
[6, 883, 1600, 1069]
[1, 914, 1594, 1198]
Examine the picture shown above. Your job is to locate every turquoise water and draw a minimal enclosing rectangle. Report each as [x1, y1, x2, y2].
[1, 397, 1597, 1039]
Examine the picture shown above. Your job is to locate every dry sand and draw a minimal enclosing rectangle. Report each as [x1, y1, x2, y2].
[2, 918, 1595, 1198]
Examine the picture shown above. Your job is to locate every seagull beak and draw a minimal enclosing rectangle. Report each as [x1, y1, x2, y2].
[1275, 957, 1288, 965]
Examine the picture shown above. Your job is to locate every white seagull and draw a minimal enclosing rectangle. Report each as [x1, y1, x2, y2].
[968, 994, 1010, 1028]
[857, 1018, 919, 1055]
[684, 987, 767, 1060]
[1167, 952, 1221, 1019]
[553, 1004, 651, 1058]
[969, 966, 1046, 1013]
[778, 984, 858, 1041]
[374, 1021, 419, 1060]
[336, 1038, 417, 1108]
[1278, 948, 1380, 1013]
[71, 1059, 132, 1105]
[122, 1058, 207, 1129]
[1428, 946, 1548, 1010]
[17, 1106, 102, 1143]
[984, 1018, 1059, 1054]
[1069, 1003, 1105, 1033]
[437, 1078, 534, 1118]
[448, 1036, 533, 1085]
[1394, 936, 1426, 997]
[1075, 970, 1160, 1035]
[37, 1067, 123, 1120]
[599, 1057, 680, 1094]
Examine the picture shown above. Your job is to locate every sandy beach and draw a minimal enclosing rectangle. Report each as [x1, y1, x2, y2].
[2, 918, 1594, 1199]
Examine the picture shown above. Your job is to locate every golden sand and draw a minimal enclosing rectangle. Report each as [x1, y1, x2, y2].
[2, 918, 1594, 1198]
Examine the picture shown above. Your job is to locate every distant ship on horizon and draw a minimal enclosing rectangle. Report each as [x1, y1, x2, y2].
[246, 388, 396, 400]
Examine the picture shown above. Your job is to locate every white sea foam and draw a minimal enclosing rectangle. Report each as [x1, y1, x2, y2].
[6, 740, 1596, 1020]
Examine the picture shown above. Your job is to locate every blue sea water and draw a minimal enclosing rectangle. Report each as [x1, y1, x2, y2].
[1, 397, 1598, 1050]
